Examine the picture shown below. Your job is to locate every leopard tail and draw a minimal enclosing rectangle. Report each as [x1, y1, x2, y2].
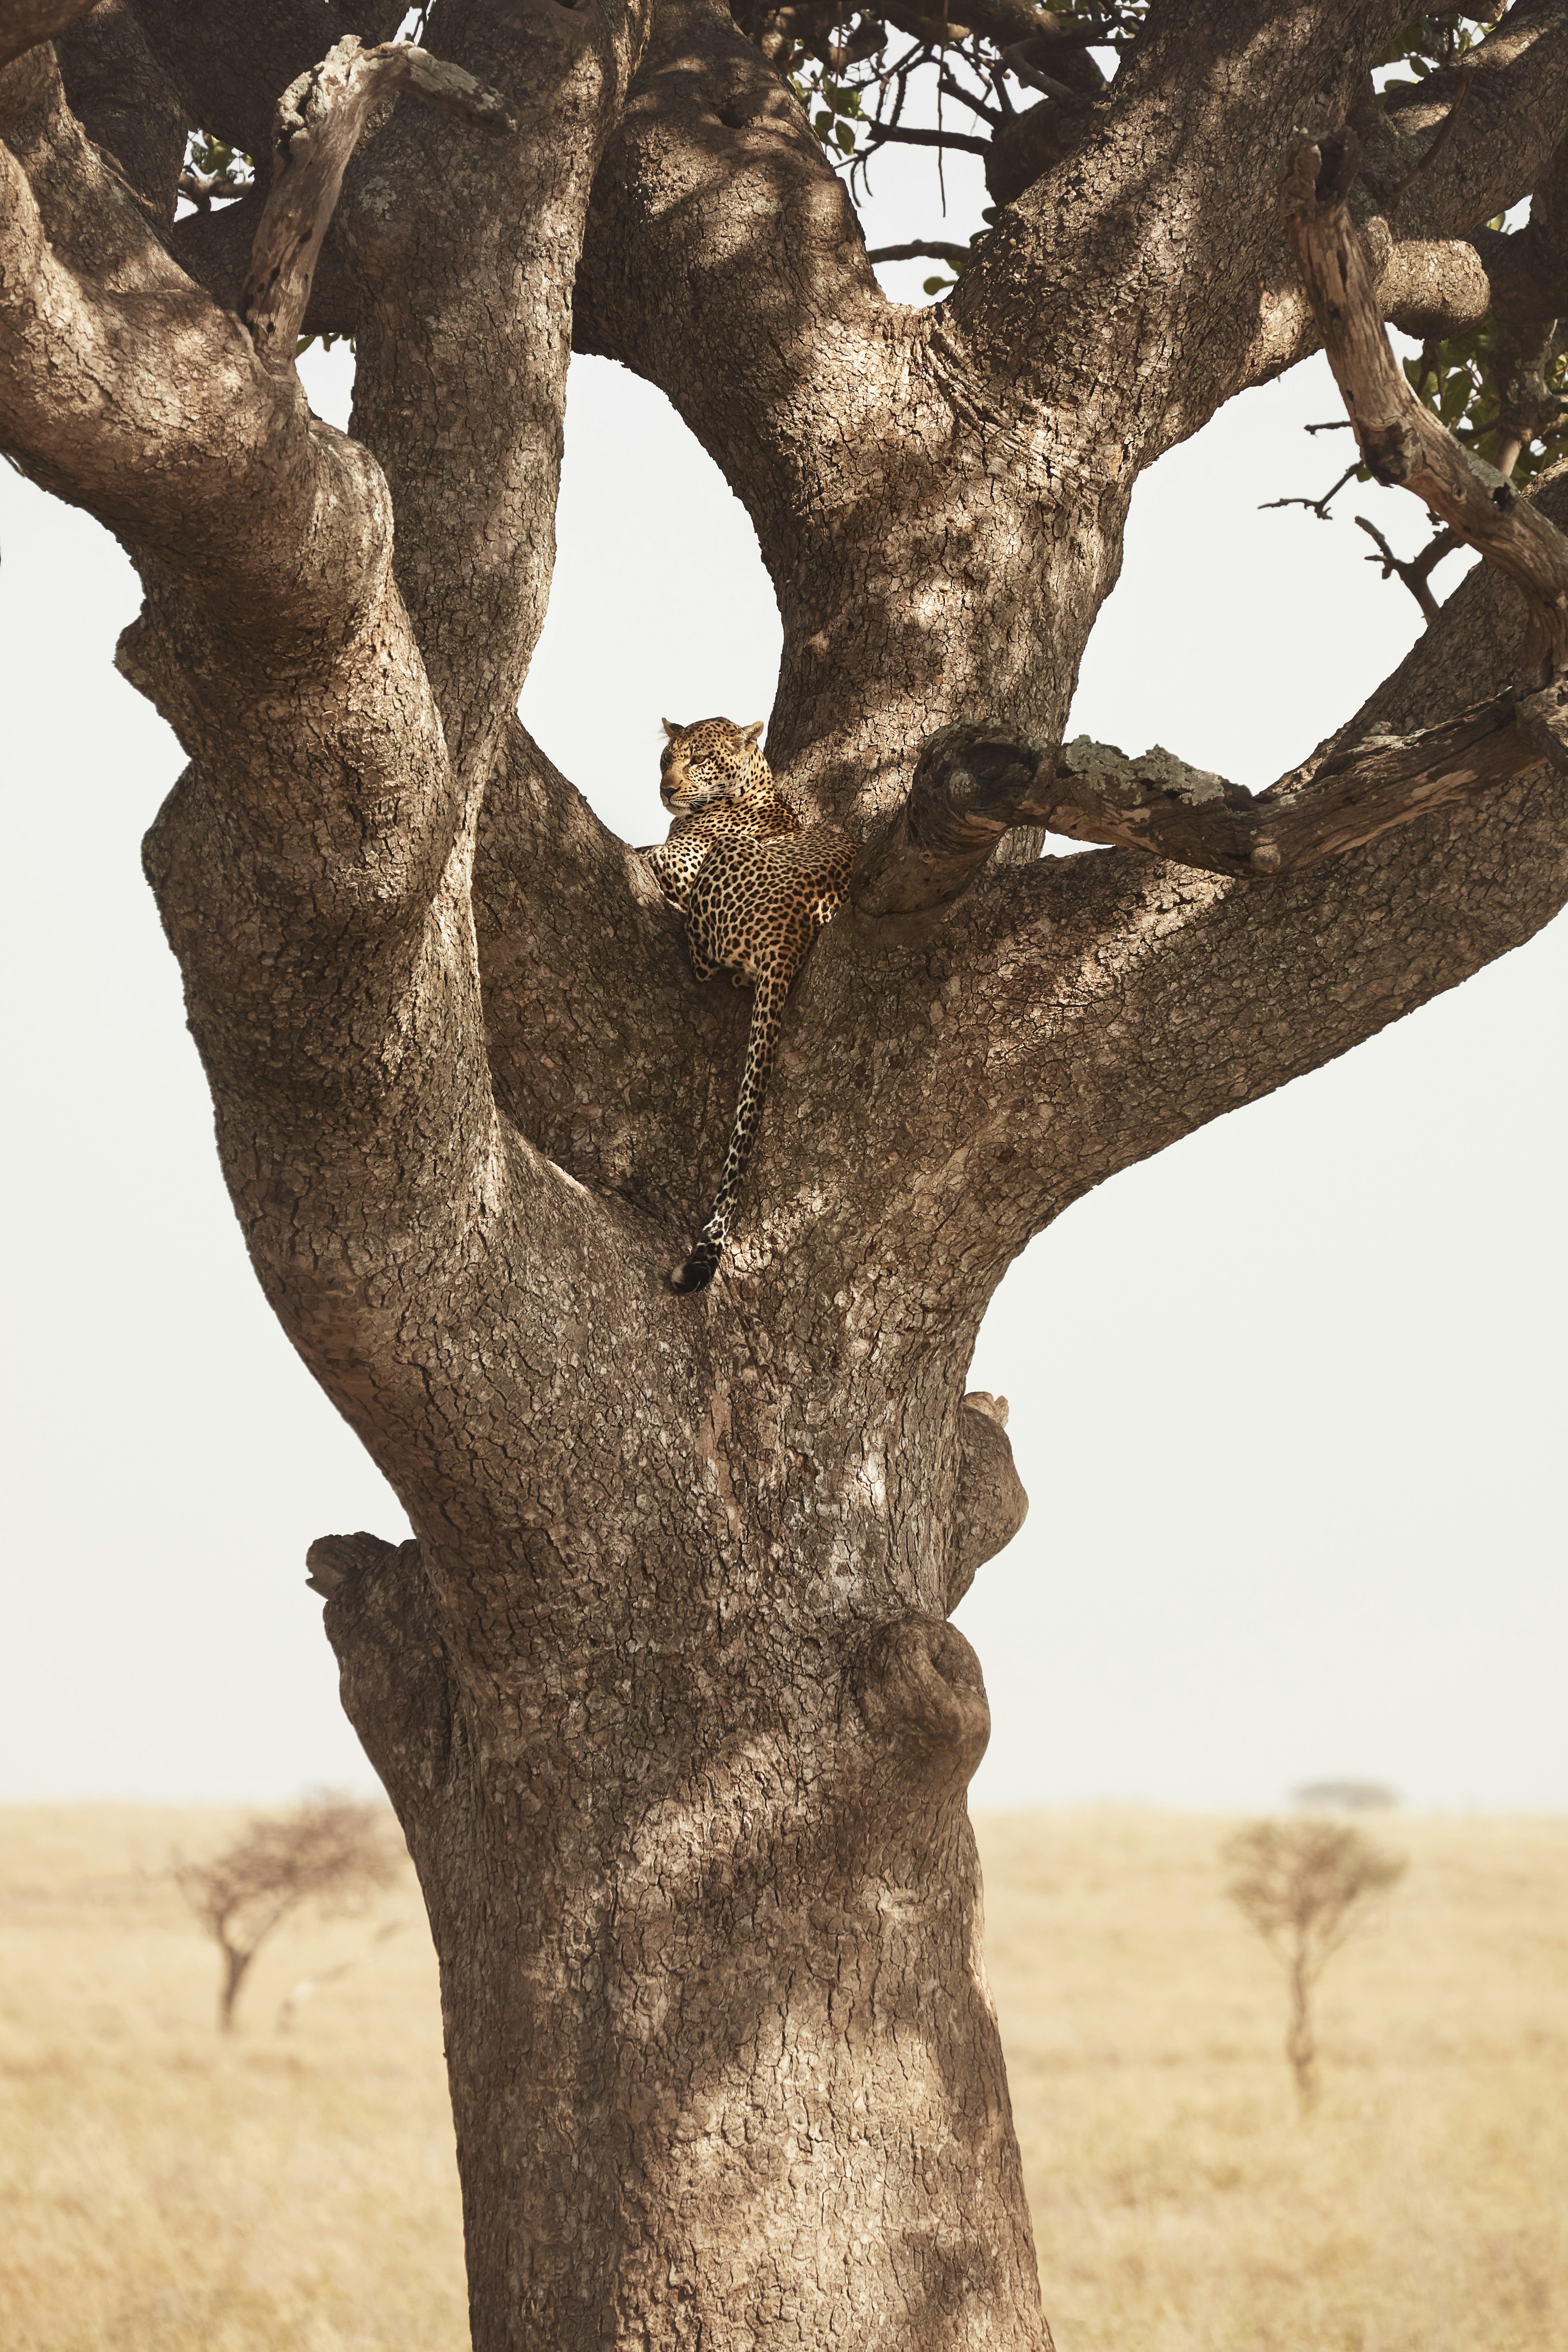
[670, 968, 790, 1293]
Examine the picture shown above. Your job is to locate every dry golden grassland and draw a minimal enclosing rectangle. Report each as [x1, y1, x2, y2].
[2, 1806, 1563, 2352]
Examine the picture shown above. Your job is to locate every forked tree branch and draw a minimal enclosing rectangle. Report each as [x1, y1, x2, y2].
[241, 37, 516, 372]
[854, 122, 1568, 914]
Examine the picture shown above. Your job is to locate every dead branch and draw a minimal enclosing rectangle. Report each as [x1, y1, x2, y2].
[1281, 129, 1568, 681]
[0, 0, 98, 73]
[1259, 462, 1360, 522]
[1028, 701, 1568, 876]
[856, 685, 1568, 908]
[866, 238, 972, 267]
[1354, 515, 1463, 624]
[241, 36, 516, 373]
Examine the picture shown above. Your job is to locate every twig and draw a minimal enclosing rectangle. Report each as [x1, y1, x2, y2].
[1354, 516, 1462, 624]
[866, 240, 972, 267]
[856, 122, 991, 158]
[1259, 463, 1359, 521]
[936, 68, 1003, 127]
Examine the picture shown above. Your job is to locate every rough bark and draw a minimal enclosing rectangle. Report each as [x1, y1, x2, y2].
[4, 2, 1566, 2346]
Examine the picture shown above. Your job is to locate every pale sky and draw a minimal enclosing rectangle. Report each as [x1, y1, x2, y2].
[2, 136, 1564, 1814]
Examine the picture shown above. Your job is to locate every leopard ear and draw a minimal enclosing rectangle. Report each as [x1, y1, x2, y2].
[661, 717, 682, 739]
[742, 720, 765, 748]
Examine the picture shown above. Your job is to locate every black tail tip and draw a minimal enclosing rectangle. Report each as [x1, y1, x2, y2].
[670, 1244, 719, 1294]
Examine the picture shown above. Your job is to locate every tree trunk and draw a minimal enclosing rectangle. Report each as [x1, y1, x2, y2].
[323, 1529, 1041, 2343]
[8, 2, 1568, 2343]
[1285, 1950, 1317, 2117]
[218, 1942, 245, 2033]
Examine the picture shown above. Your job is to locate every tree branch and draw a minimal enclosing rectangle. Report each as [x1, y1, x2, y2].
[0, 0, 98, 73]
[127, 0, 379, 165]
[241, 37, 516, 374]
[1353, 516, 1461, 624]
[51, 0, 185, 223]
[1282, 129, 1568, 680]
[850, 690, 1568, 905]
[334, 0, 653, 774]
[793, 514, 1568, 1319]
[866, 239, 971, 267]
[1031, 699, 1567, 876]
[858, 119, 990, 158]
[951, 3, 1414, 452]
[1378, 0, 1568, 247]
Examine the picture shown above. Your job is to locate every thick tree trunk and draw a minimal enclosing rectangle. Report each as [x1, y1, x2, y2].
[7, 2, 1568, 2344]
[315, 1396, 1044, 2347]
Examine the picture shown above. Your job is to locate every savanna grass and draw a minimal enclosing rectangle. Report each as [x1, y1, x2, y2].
[2, 1806, 1563, 2350]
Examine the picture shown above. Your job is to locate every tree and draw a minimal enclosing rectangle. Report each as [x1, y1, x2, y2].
[2, 2, 1564, 2344]
[1225, 1818, 1407, 2113]
[173, 1794, 403, 2031]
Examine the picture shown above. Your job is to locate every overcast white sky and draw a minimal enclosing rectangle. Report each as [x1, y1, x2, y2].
[2, 135, 1563, 1814]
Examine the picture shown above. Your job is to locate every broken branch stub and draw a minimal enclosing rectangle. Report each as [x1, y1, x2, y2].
[1280, 128, 1568, 680]
[948, 1392, 1028, 1615]
[241, 38, 516, 374]
[851, 722, 1040, 918]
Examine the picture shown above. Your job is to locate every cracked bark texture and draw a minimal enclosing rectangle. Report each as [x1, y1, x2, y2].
[4, 4, 1566, 2348]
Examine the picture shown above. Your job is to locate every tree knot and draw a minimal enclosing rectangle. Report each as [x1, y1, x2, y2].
[851, 1615, 990, 1793]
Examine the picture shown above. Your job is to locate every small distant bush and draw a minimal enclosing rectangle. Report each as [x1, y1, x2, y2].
[174, 1794, 403, 2031]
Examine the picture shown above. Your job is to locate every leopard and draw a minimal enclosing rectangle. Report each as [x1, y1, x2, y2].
[644, 716, 855, 1293]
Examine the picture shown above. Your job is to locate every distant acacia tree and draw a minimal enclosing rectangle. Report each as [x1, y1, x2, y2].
[174, 1795, 403, 2031]
[1225, 1819, 1406, 2113]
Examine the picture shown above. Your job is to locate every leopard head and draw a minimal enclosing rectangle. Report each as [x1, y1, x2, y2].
[658, 716, 766, 813]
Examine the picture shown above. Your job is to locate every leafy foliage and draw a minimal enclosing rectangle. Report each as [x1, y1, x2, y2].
[790, 65, 867, 159]
[181, 128, 254, 206]
[1374, 7, 1506, 87]
[1405, 318, 1568, 485]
